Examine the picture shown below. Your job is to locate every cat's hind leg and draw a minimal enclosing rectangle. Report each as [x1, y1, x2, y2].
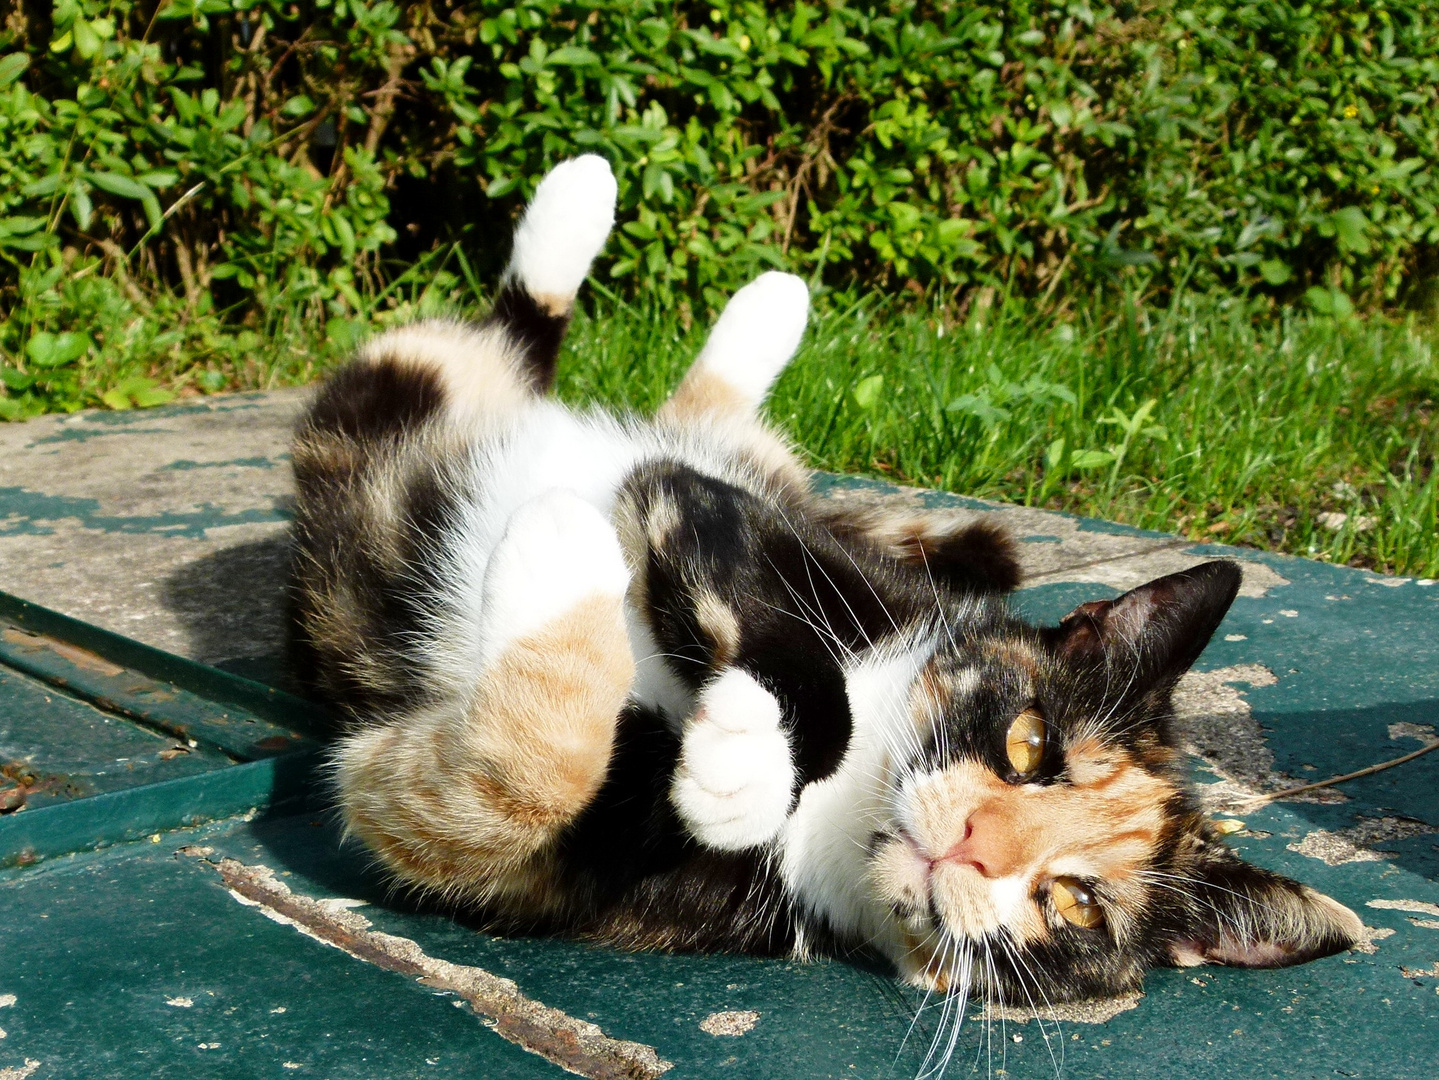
[314, 155, 618, 435]
[660, 271, 809, 423]
[332, 490, 634, 912]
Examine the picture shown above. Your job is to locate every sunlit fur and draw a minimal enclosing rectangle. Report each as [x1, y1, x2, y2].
[290, 157, 1364, 1076]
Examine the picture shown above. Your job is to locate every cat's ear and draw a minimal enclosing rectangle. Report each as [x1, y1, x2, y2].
[1168, 844, 1364, 968]
[1052, 560, 1242, 688]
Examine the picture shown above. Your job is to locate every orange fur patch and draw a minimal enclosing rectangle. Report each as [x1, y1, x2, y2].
[361, 320, 534, 425]
[334, 592, 634, 917]
[660, 369, 750, 421]
[905, 744, 1175, 947]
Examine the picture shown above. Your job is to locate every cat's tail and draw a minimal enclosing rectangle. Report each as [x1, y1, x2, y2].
[491, 154, 618, 393]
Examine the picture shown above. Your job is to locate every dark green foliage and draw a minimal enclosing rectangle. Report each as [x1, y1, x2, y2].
[2, 0, 1439, 416]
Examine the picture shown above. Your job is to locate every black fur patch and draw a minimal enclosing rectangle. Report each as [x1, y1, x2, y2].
[556, 706, 795, 955]
[922, 519, 1022, 593]
[489, 282, 570, 393]
[304, 356, 446, 442]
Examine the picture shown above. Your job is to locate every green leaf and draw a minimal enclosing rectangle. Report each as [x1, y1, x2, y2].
[1068, 449, 1114, 470]
[282, 95, 315, 118]
[25, 332, 91, 368]
[101, 388, 132, 410]
[0, 217, 46, 237]
[0, 367, 35, 391]
[1304, 286, 1334, 315]
[546, 46, 601, 67]
[1259, 259, 1291, 285]
[0, 53, 30, 88]
[132, 385, 176, 408]
[140, 190, 163, 231]
[946, 393, 1010, 428]
[88, 171, 150, 201]
[852, 374, 884, 410]
[72, 19, 102, 59]
[1331, 206, 1371, 254]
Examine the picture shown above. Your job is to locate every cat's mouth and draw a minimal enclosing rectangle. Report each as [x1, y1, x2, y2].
[874, 827, 1018, 947]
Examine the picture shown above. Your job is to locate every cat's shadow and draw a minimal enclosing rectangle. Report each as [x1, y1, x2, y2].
[160, 533, 299, 690]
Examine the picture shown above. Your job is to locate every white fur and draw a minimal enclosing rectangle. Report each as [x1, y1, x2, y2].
[624, 605, 696, 726]
[671, 668, 796, 850]
[693, 271, 809, 406]
[508, 155, 617, 301]
[477, 489, 629, 666]
[778, 639, 934, 955]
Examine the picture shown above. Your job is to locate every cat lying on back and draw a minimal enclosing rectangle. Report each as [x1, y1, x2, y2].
[289, 156, 1362, 1013]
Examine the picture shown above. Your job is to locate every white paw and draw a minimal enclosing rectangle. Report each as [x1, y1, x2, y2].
[695, 272, 809, 404]
[509, 155, 618, 302]
[479, 490, 629, 664]
[671, 669, 796, 850]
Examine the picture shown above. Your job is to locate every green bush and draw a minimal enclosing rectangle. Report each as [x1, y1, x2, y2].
[2, 0, 1438, 415]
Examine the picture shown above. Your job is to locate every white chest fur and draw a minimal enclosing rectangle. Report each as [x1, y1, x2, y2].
[778, 640, 933, 951]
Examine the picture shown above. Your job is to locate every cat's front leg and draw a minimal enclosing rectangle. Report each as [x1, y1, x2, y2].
[671, 667, 797, 851]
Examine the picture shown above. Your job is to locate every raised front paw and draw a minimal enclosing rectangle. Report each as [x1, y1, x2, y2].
[671, 668, 796, 851]
[480, 490, 629, 665]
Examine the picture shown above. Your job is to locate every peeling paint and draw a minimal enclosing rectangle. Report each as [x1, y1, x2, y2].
[1288, 817, 1438, 866]
[977, 993, 1142, 1025]
[1388, 722, 1437, 744]
[1350, 926, 1397, 955]
[192, 853, 673, 1079]
[699, 1011, 759, 1036]
[0, 486, 289, 539]
[1367, 899, 1439, 918]
[1171, 664, 1322, 808]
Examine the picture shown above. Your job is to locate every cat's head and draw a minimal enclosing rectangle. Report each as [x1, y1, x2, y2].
[866, 560, 1362, 1002]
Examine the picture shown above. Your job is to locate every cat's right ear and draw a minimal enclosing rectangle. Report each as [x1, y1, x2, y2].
[1050, 560, 1242, 690]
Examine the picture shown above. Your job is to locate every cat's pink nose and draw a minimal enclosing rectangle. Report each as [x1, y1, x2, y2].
[937, 808, 1016, 879]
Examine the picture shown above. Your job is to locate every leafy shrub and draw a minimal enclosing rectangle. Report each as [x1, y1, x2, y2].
[1, 0, 1438, 415]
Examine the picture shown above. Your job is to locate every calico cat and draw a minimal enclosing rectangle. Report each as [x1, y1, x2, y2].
[289, 156, 1362, 1018]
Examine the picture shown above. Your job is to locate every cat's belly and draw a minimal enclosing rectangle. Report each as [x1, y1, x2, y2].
[447, 403, 695, 721]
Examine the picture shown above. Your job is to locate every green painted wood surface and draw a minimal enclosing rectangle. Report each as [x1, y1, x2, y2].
[1, 490, 1436, 1078]
[0, 592, 324, 865]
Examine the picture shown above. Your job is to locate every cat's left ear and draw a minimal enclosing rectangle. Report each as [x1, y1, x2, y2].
[1052, 560, 1242, 689]
[1168, 843, 1364, 968]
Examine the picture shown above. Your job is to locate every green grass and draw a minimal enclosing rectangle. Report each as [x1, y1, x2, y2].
[554, 292, 1439, 579]
[7, 252, 1437, 577]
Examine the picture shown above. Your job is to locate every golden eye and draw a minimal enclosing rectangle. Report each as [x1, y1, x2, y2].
[1004, 707, 1046, 777]
[1051, 877, 1105, 929]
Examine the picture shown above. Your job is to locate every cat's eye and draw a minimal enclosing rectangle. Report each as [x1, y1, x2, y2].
[1004, 708, 1046, 777]
[1051, 877, 1105, 929]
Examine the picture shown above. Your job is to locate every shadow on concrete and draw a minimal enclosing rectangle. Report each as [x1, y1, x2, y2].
[161, 534, 296, 690]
